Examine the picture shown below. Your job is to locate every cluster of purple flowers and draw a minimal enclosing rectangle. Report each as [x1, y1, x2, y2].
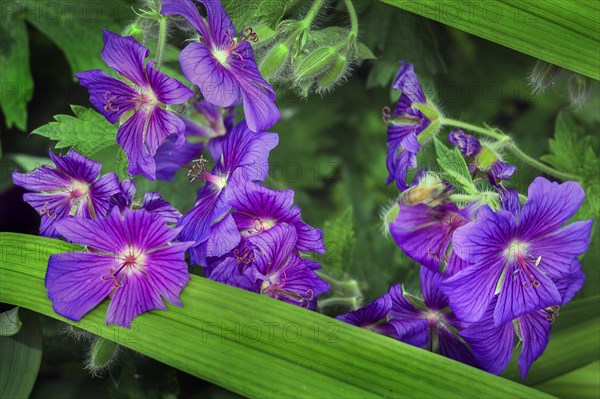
[338, 62, 592, 378]
[14, 0, 328, 328]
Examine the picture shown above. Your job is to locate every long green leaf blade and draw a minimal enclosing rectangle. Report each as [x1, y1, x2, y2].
[0, 233, 552, 398]
[379, 0, 600, 80]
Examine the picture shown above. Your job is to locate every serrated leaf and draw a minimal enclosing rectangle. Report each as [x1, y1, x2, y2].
[541, 111, 600, 221]
[0, 232, 552, 399]
[0, 7, 34, 130]
[32, 105, 118, 158]
[356, 42, 376, 60]
[222, 0, 296, 29]
[22, 0, 130, 74]
[317, 206, 355, 276]
[0, 307, 22, 336]
[434, 138, 477, 194]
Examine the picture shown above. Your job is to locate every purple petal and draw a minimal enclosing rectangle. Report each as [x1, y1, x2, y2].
[197, 0, 235, 48]
[555, 260, 585, 305]
[460, 299, 514, 375]
[499, 188, 521, 215]
[440, 258, 505, 323]
[54, 209, 128, 252]
[208, 257, 257, 291]
[111, 179, 136, 212]
[392, 62, 426, 104]
[448, 130, 481, 157]
[519, 177, 585, 239]
[517, 310, 552, 379]
[12, 166, 72, 192]
[161, 0, 210, 38]
[387, 284, 422, 320]
[179, 42, 240, 107]
[206, 214, 241, 258]
[75, 69, 138, 124]
[437, 329, 479, 367]
[49, 149, 102, 182]
[141, 192, 181, 224]
[177, 187, 225, 249]
[46, 252, 115, 321]
[420, 267, 448, 310]
[529, 220, 593, 279]
[89, 172, 120, 218]
[251, 223, 298, 275]
[101, 29, 149, 87]
[154, 135, 204, 181]
[117, 109, 156, 179]
[490, 160, 516, 180]
[146, 61, 194, 104]
[336, 294, 392, 327]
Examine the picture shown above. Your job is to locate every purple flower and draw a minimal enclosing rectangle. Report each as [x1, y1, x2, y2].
[227, 179, 325, 253]
[390, 202, 473, 273]
[462, 260, 584, 379]
[46, 208, 195, 328]
[111, 179, 181, 224]
[441, 177, 592, 326]
[387, 268, 478, 366]
[251, 223, 329, 309]
[161, 0, 279, 132]
[335, 294, 401, 339]
[385, 62, 439, 191]
[12, 149, 120, 238]
[177, 120, 278, 264]
[154, 101, 235, 181]
[448, 129, 516, 187]
[76, 29, 194, 180]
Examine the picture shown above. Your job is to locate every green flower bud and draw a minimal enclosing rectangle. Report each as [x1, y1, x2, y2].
[86, 337, 119, 376]
[124, 22, 144, 42]
[529, 60, 562, 94]
[252, 24, 278, 47]
[380, 200, 400, 236]
[317, 54, 348, 92]
[413, 103, 442, 145]
[260, 43, 290, 78]
[476, 146, 498, 170]
[567, 73, 591, 109]
[294, 46, 337, 81]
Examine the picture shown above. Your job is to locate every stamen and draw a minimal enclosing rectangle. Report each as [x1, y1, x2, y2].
[519, 257, 540, 288]
[382, 106, 391, 123]
[104, 91, 119, 112]
[545, 305, 560, 323]
[243, 27, 259, 43]
[234, 248, 254, 265]
[184, 156, 210, 183]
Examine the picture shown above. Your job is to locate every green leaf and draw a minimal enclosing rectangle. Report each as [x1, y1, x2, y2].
[32, 105, 118, 158]
[434, 138, 477, 194]
[379, 0, 600, 80]
[541, 111, 600, 221]
[0, 232, 552, 399]
[22, 0, 130, 74]
[534, 361, 599, 399]
[316, 206, 355, 276]
[0, 308, 43, 398]
[222, 0, 296, 29]
[503, 296, 600, 385]
[0, 307, 22, 336]
[356, 42, 376, 60]
[0, 5, 34, 130]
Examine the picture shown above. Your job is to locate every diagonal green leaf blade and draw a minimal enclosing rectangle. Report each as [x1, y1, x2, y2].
[380, 0, 600, 80]
[0, 232, 553, 398]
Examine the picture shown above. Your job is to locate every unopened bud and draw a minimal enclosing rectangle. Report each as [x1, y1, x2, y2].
[317, 54, 348, 92]
[529, 60, 562, 94]
[567, 74, 591, 109]
[124, 22, 144, 42]
[85, 337, 119, 376]
[295, 46, 337, 81]
[260, 43, 290, 77]
[476, 146, 498, 170]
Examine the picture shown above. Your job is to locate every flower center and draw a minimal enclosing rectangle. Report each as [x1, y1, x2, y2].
[212, 48, 230, 66]
[504, 241, 541, 289]
[102, 245, 145, 292]
[185, 157, 228, 191]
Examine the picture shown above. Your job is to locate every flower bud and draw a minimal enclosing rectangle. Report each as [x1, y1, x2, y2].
[317, 53, 348, 92]
[85, 337, 119, 376]
[476, 146, 498, 170]
[294, 46, 337, 81]
[529, 60, 562, 94]
[567, 74, 591, 109]
[123, 22, 144, 42]
[260, 43, 290, 78]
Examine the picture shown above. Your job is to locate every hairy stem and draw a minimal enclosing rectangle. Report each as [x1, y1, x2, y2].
[155, 15, 168, 70]
[343, 0, 359, 40]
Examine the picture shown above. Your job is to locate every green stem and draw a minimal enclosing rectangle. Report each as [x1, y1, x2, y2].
[441, 117, 581, 182]
[343, 0, 358, 39]
[440, 118, 506, 141]
[507, 142, 580, 182]
[155, 15, 168, 70]
[301, 0, 326, 29]
[317, 272, 360, 291]
[318, 297, 359, 309]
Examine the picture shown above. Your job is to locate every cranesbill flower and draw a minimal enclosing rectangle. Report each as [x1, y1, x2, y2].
[448, 129, 516, 188]
[177, 120, 278, 263]
[462, 261, 584, 378]
[46, 208, 195, 328]
[161, 0, 279, 132]
[335, 294, 401, 339]
[76, 29, 194, 180]
[12, 149, 120, 238]
[227, 179, 325, 253]
[385, 62, 440, 191]
[390, 202, 473, 273]
[386, 268, 478, 366]
[441, 177, 593, 326]
[154, 101, 234, 181]
[251, 223, 329, 309]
